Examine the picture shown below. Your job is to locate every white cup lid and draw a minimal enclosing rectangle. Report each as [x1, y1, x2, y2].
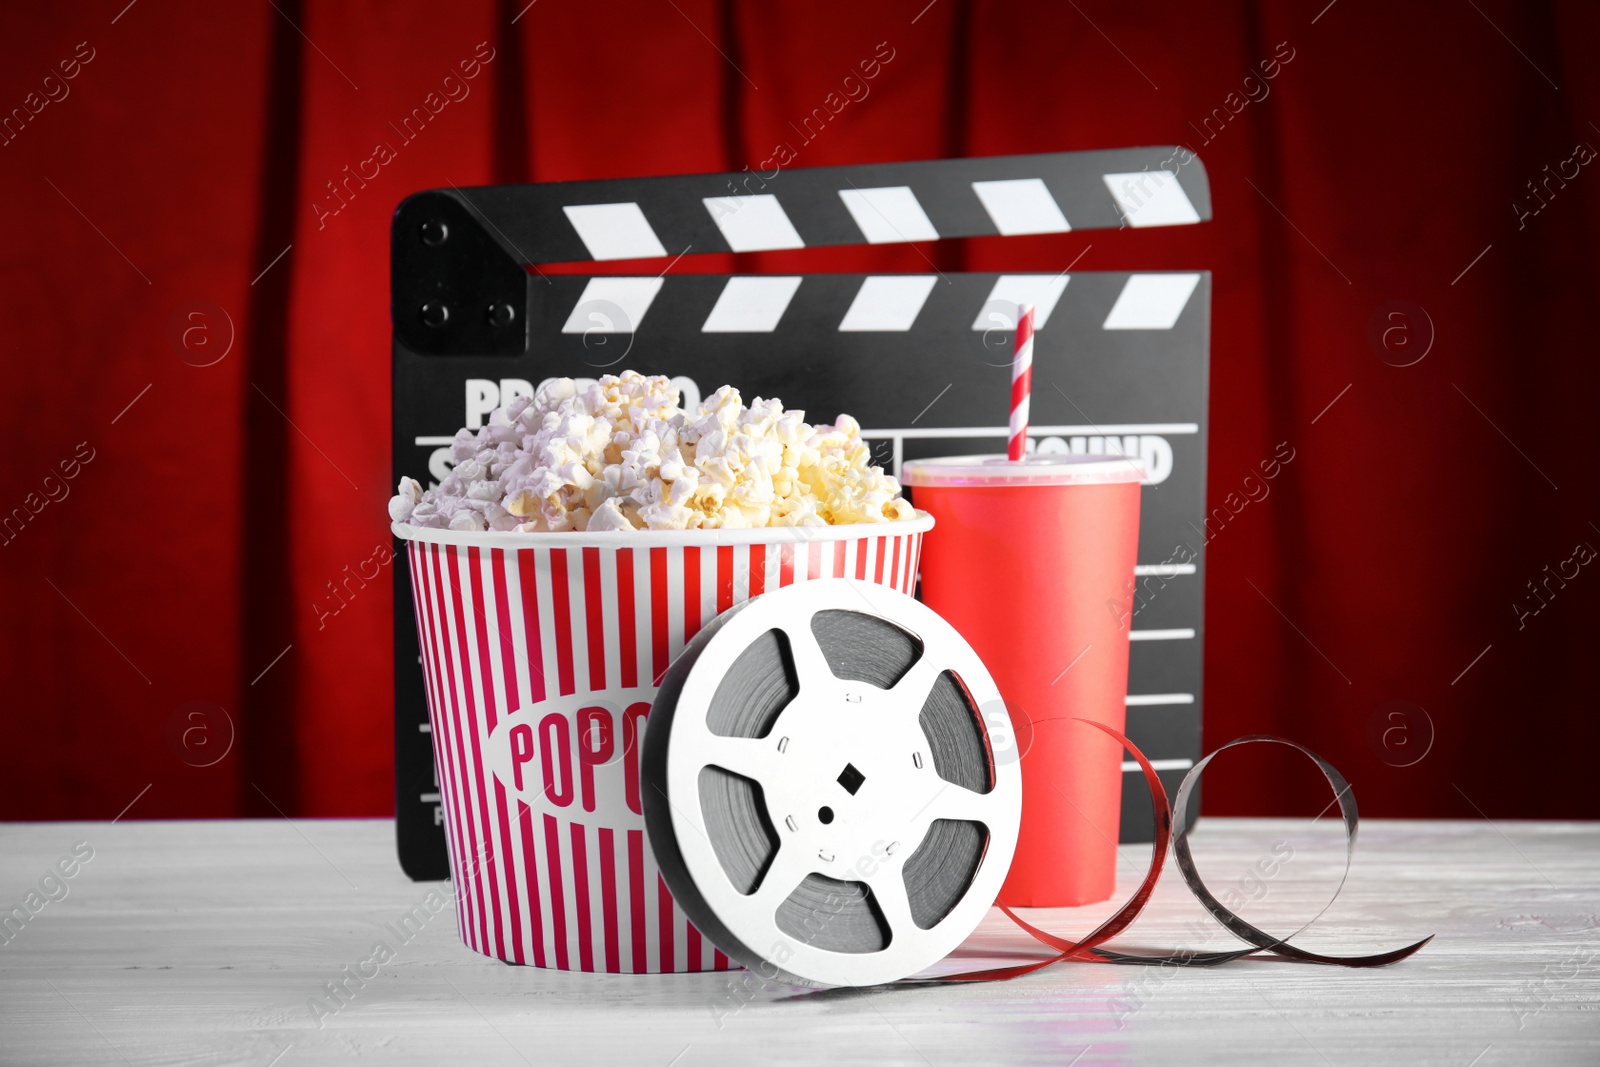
[901, 453, 1146, 487]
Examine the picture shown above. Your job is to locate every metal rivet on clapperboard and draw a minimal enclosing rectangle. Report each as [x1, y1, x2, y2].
[486, 303, 516, 329]
[419, 302, 449, 328]
[419, 219, 448, 245]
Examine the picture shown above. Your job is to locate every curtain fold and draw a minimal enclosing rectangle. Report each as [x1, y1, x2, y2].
[1, 0, 1594, 821]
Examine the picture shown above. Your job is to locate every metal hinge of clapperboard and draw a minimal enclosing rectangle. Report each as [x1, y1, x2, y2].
[390, 149, 1213, 880]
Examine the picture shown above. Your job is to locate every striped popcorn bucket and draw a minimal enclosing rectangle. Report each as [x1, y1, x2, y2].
[394, 515, 932, 973]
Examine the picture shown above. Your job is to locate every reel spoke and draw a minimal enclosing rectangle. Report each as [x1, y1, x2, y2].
[698, 735, 778, 784]
[889, 656, 944, 711]
[779, 616, 835, 691]
[865, 865, 917, 939]
[749, 842, 816, 912]
[918, 783, 992, 826]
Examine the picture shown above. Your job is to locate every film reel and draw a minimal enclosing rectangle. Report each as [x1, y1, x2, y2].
[642, 578, 1021, 987]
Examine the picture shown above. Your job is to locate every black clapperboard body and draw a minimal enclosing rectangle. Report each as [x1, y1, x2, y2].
[391, 149, 1211, 880]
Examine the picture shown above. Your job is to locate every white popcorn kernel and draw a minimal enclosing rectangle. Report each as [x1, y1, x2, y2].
[586, 498, 635, 532]
[393, 369, 912, 536]
[504, 488, 539, 517]
[484, 502, 518, 532]
[388, 476, 424, 522]
[484, 423, 520, 447]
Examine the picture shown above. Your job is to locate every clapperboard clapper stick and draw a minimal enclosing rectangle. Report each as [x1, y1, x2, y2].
[391, 149, 1212, 880]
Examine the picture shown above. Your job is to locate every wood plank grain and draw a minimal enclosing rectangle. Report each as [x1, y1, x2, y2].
[1, 818, 1596, 1066]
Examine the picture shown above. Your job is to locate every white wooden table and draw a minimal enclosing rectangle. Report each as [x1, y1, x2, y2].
[2, 817, 1596, 1066]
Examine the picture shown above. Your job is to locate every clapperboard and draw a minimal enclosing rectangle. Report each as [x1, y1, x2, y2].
[392, 148, 1212, 880]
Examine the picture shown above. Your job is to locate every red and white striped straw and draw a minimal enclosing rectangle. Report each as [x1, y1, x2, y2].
[1007, 303, 1035, 461]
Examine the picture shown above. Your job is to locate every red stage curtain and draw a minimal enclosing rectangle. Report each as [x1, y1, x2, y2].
[2, 0, 1595, 821]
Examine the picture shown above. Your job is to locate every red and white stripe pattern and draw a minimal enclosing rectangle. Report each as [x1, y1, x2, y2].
[1008, 302, 1035, 461]
[405, 528, 925, 973]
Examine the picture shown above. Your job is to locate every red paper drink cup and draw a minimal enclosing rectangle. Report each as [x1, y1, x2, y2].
[900, 455, 1142, 906]
[394, 515, 932, 972]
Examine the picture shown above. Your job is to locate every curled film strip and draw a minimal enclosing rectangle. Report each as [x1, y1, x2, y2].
[643, 579, 1432, 987]
[642, 578, 1021, 987]
[928, 729, 1435, 983]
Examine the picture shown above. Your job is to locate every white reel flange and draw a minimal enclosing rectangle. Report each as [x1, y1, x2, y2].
[642, 578, 1021, 987]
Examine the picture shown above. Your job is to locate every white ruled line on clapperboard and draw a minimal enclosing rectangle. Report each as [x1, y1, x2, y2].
[1126, 697, 1190, 771]
[1120, 758, 1195, 773]
[1122, 693, 1196, 772]
[854, 422, 1199, 481]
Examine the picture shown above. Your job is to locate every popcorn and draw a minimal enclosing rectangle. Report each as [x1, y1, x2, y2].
[389, 371, 915, 532]
[387, 476, 424, 523]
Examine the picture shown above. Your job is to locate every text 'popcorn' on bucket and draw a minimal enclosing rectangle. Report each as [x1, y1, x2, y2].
[389, 371, 915, 532]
